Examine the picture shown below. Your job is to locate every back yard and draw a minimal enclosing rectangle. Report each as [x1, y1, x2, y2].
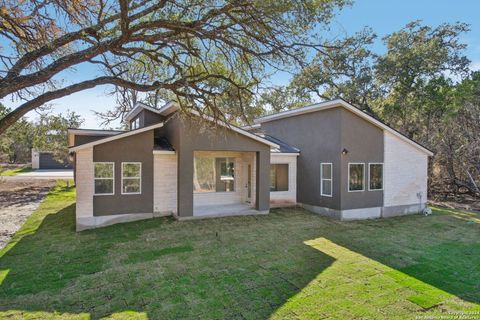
[0, 182, 478, 319]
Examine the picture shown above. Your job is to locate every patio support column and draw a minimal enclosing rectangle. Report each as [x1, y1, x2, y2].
[255, 150, 270, 211]
[177, 148, 194, 217]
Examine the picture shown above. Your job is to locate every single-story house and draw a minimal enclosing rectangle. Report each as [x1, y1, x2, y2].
[68, 99, 433, 231]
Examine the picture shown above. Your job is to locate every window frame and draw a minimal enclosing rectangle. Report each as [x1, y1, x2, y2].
[218, 157, 236, 193]
[121, 162, 142, 195]
[93, 162, 115, 196]
[348, 163, 365, 192]
[270, 163, 289, 192]
[320, 162, 333, 197]
[193, 157, 236, 194]
[368, 162, 384, 191]
[131, 117, 140, 130]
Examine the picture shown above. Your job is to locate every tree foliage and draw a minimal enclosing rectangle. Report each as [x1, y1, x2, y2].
[0, 0, 349, 134]
[0, 104, 83, 163]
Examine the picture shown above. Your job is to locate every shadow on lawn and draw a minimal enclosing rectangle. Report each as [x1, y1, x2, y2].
[320, 208, 480, 305]
[0, 204, 337, 319]
[0, 200, 478, 319]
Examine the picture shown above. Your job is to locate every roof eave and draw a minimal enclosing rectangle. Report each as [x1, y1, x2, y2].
[254, 99, 433, 157]
[69, 122, 164, 152]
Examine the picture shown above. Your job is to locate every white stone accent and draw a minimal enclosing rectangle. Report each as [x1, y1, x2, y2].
[153, 153, 178, 214]
[270, 154, 297, 207]
[384, 131, 428, 207]
[77, 213, 157, 231]
[75, 148, 94, 219]
[341, 207, 382, 220]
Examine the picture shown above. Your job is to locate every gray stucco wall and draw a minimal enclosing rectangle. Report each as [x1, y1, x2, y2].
[261, 106, 384, 211]
[339, 108, 384, 210]
[92, 130, 154, 216]
[261, 108, 343, 209]
[130, 109, 164, 128]
[164, 114, 271, 217]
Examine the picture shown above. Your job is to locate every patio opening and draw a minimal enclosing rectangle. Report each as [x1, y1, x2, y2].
[193, 151, 258, 217]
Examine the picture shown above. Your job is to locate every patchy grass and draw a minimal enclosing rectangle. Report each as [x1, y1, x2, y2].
[0, 185, 478, 319]
[0, 166, 33, 176]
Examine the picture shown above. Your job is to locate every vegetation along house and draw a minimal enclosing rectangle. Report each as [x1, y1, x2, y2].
[68, 99, 433, 231]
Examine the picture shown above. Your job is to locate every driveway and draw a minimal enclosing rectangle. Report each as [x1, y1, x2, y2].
[0, 178, 56, 249]
[5, 169, 73, 181]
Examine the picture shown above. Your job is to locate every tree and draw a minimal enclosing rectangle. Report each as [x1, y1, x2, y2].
[33, 111, 84, 162]
[374, 21, 470, 138]
[432, 71, 480, 196]
[0, 103, 34, 163]
[0, 104, 83, 163]
[290, 28, 378, 113]
[0, 0, 349, 134]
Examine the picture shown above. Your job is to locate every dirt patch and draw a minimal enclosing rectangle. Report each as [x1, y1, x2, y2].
[429, 194, 480, 212]
[0, 178, 55, 249]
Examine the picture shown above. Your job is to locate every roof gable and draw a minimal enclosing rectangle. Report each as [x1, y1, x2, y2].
[124, 101, 180, 122]
[254, 99, 433, 156]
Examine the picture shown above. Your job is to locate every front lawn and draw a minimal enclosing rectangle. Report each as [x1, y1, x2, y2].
[0, 183, 478, 319]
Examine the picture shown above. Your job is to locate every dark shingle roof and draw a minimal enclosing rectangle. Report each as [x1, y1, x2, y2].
[260, 134, 300, 153]
[154, 137, 175, 151]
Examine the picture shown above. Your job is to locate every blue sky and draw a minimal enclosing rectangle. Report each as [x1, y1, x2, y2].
[5, 0, 480, 129]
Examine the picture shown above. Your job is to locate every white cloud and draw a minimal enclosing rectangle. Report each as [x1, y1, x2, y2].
[471, 61, 480, 71]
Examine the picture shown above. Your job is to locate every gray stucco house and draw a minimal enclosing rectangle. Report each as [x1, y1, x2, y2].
[68, 99, 433, 231]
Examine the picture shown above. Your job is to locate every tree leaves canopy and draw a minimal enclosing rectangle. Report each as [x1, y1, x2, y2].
[0, 0, 350, 134]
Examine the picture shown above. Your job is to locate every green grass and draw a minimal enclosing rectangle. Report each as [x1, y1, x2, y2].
[0, 183, 479, 319]
[0, 166, 33, 176]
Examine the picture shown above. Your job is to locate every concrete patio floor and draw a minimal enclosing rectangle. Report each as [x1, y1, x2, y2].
[193, 203, 265, 218]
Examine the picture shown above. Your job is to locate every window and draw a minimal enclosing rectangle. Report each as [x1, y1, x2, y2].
[131, 117, 140, 130]
[369, 163, 383, 191]
[193, 157, 235, 193]
[270, 164, 289, 191]
[94, 162, 114, 195]
[320, 163, 332, 196]
[218, 158, 235, 192]
[122, 162, 142, 194]
[348, 163, 365, 192]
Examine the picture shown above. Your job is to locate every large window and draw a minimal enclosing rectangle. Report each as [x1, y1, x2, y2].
[94, 162, 114, 195]
[122, 162, 142, 194]
[369, 163, 383, 191]
[348, 163, 365, 192]
[193, 157, 235, 193]
[131, 117, 140, 130]
[320, 163, 332, 196]
[270, 164, 289, 191]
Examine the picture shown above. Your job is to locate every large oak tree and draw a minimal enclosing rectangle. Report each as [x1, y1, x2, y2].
[0, 0, 348, 134]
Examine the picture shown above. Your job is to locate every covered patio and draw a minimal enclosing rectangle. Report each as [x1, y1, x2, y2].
[193, 151, 260, 217]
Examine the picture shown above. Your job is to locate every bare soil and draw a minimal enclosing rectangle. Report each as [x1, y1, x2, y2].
[0, 178, 55, 249]
[429, 194, 480, 212]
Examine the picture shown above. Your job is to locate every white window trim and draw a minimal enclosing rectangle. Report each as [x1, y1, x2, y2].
[270, 163, 289, 192]
[121, 162, 142, 195]
[320, 163, 333, 197]
[368, 163, 384, 191]
[348, 163, 365, 192]
[94, 162, 115, 196]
